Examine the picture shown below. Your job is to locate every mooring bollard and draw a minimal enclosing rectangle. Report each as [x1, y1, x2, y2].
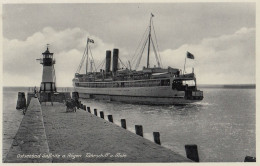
[16, 92, 26, 109]
[108, 115, 113, 123]
[87, 107, 91, 113]
[244, 156, 256, 162]
[72, 92, 79, 100]
[135, 125, 143, 137]
[83, 105, 86, 111]
[121, 119, 127, 129]
[94, 109, 97, 116]
[100, 111, 104, 119]
[26, 93, 31, 106]
[78, 101, 81, 108]
[153, 132, 161, 145]
[185, 144, 199, 162]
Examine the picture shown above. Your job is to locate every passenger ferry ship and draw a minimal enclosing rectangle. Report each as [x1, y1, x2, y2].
[73, 14, 203, 105]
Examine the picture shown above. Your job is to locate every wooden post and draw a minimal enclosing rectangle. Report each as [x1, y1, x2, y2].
[87, 107, 91, 113]
[135, 125, 143, 137]
[153, 132, 161, 145]
[72, 92, 79, 108]
[121, 119, 127, 129]
[16, 92, 26, 109]
[78, 101, 81, 108]
[100, 111, 104, 119]
[72, 92, 79, 100]
[51, 93, 53, 106]
[185, 144, 199, 162]
[108, 115, 113, 123]
[26, 93, 30, 106]
[244, 156, 256, 162]
[94, 109, 97, 116]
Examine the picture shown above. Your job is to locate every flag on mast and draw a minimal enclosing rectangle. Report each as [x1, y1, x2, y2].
[187, 51, 195, 59]
[88, 38, 94, 43]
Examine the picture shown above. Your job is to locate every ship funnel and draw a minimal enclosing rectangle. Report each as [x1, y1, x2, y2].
[105, 50, 111, 72]
[112, 48, 119, 72]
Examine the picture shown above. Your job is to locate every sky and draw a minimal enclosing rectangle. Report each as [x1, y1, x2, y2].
[2, 3, 256, 87]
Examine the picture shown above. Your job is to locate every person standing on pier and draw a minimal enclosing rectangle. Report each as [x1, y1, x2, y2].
[34, 86, 37, 98]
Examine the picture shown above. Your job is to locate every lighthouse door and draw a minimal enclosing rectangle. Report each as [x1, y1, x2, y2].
[48, 93, 51, 101]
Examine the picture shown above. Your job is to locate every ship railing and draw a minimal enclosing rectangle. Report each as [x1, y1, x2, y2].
[78, 78, 170, 84]
[175, 76, 195, 81]
[77, 78, 171, 88]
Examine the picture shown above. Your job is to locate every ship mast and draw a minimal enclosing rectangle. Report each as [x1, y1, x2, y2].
[86, 38, 90, 74]
[76, 37, 94, 74]
[131, 13, 162, 70]
[147, 13, 154, 68]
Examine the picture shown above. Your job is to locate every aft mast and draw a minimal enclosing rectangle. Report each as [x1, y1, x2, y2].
[75, 37, 95, 75]
[147, 13, 154, 68]
[86, 38, 90, 74]
[132, 13, 162, 70]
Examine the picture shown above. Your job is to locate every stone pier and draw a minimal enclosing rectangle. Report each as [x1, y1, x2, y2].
[5, 99, 191, 163]
[5, 98, 51, 163]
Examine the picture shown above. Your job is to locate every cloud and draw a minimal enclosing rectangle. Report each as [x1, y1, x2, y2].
[3, 27, 120, 87]
[160, 27, 255, 84]
[3, 26, 255, 86]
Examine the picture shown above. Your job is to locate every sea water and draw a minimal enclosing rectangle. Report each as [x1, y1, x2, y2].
[2, 87, 255, 162]
[2, 89, 24, 161]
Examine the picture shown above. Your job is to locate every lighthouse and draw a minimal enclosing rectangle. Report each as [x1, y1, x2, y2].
[39, 45, 56, 92]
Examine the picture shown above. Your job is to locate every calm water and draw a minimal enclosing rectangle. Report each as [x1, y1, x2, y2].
[2, 87, 255, 162]
[2, 90, 24, 161]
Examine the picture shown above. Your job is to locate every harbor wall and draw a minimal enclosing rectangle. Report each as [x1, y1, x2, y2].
[41, 102, 191, 162]
[4, 98, 52, 163]
[6, 94, 192, 162]
[26, 92, 71, 105]
[27, 92, 36, 106]
[39, 92, 71, 103]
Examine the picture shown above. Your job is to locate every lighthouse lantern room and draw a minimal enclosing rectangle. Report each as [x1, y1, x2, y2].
[39, 45, 56, 92]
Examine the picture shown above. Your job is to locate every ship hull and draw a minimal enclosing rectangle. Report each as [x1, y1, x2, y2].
[74, 86, 201, 105]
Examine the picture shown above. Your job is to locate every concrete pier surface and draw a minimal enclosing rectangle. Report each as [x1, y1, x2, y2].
[5, 98, 191, 163]
[41, 103, 191, 162]
[5, 98, 52, 163]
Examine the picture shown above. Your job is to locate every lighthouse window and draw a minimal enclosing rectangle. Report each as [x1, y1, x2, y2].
[45, 83, 51, 91]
